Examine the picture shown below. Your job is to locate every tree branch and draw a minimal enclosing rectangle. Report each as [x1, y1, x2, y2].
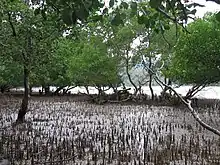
[0, 41, 9, 47]
[7, 12, 16, 37]
[142, 57, 220, 136]
[206, 0, 220, 4]
[156, 7, 190, 33]
[156, 7, 176, 22]
[185, 84, 207, 99]
[176, 0, 188, 24]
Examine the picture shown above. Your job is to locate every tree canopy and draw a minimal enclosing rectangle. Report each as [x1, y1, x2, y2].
[53, 36, 119, 87]
[167, 14, 220, 85]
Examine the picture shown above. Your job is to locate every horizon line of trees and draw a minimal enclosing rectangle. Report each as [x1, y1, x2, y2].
[1, 12, 219, 100]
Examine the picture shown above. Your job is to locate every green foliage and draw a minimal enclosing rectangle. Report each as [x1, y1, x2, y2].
[1, 0, 220, 89]
[0, 57, 23, 87]
[4, 0, 217, 30]
[48, 38, 75, 86]
[107, 15, 144, 56]
[215, 11, 220, 22]
[151, 24, 180, 54]
[149, 24, 181, 73]
[111, 12, 124, 26]
[109, 0, 201, 33]
[167, 15, 220, 85]
[0, 0, 60, 87]
[54, 37, 119, 87]
[149, 0, 163, 8]
[41, 0, 104, 25]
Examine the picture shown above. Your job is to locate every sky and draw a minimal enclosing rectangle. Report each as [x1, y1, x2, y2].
[191, 0, 220, 17]
[103, 0, 220, 17]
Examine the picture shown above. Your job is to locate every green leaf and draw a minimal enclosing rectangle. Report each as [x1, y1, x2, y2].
[130, 11, 136, 17]
[121, 2, 128, 9]
[120, 12, 126, 20]
[154, 27, 160, 33]
[71, 12, 77, 24]
[152, 12, 159, 19]
[75, 7, 89, 21]
[130, 2, 137, 11]
[149, 0, 162, 8]
[164, 24, 170, 30]
[130, 2, 137, 17]
[103, 8, 108, 14]
[137, 15, 145, 24]
[93, 0, 104, 8]
[144, 19, 150, 28]
[82, 1, 93, 9]
[34, 8, 40, 15]
[41, 9, 47, 20]
[92, 15, 103, 22]
[109, 0, 114, 7]
[61, 9, 73, 26]
[160, 24, 165, 33]
[215, 12, 220, 22]
[111, 13, 123, 26]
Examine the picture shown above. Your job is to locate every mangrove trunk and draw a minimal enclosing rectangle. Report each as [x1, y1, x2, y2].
[16, 66, 29, 123]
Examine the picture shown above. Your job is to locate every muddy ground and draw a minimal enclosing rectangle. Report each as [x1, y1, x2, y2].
[0, 95, 220, 164]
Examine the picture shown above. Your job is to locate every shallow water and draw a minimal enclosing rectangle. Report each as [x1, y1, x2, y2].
[14, 85, 220, 99]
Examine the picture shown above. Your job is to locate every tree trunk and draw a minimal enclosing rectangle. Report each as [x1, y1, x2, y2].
[65, 86, 76, 93]
[0, 85, 5, 93]
[29, 85, 32, 96]
[125, 57, 138, 95]
[97, 85, 103, 104]
[44, 85, 50, 95]
[110, 84, 119, 101]
[16, 66, 29, 123]
[53, 86, 66, 95]
[148, 57, 154, 100]
[149, 74, 154, 100]
[84, 86, 90, 95]
[161, 79, 172, 98]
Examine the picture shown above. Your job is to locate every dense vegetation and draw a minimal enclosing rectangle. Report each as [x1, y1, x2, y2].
[1, 0, 220, 164]
[1, 4, 219, 93]
[167, 14, 220, 98]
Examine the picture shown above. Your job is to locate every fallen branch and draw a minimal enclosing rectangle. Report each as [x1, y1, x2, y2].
[108, 95, 132, 103]
[185, 83, 207, 99]
[142, 56, 220, 136]
[157, 76, 220, 136]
